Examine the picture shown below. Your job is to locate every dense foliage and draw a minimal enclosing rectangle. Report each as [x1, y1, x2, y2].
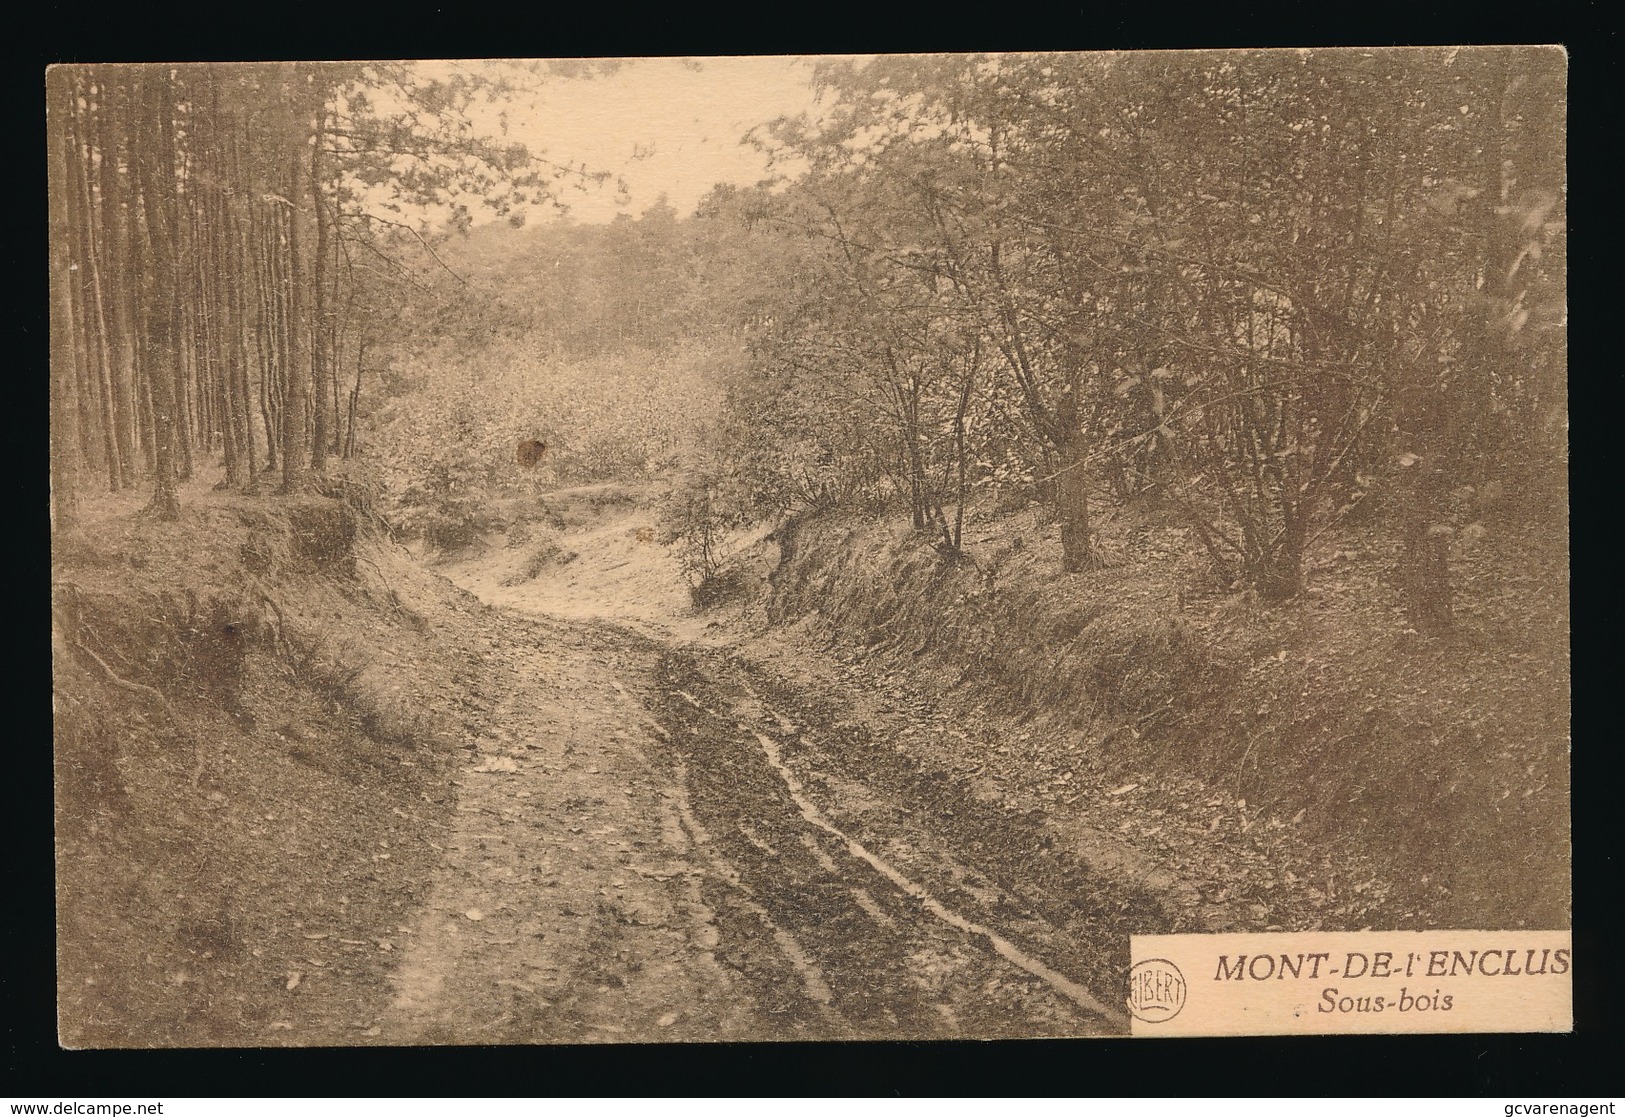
[50, 51, 1566, 632]
[699, 49, 1566, 626]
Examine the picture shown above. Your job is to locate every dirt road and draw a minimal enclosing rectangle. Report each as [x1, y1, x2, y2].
[366, 601, 1126, 1042]
[363, 514, 1134, 1042]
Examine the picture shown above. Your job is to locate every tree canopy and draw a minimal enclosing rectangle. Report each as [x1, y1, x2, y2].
[49, 51, 1566, 630]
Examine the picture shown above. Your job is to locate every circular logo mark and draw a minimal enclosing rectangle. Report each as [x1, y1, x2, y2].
[1126, 958, 1187, 1023]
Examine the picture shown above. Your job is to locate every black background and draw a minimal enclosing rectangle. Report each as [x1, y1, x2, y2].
[14, 1, 1613, 1097]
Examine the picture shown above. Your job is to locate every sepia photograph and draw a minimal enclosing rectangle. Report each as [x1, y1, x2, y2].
[48, 49, 1569, 1047]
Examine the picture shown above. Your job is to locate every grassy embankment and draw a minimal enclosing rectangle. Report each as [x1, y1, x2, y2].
[52, 481, 482, 1046]
[760, 488, 1569, 931]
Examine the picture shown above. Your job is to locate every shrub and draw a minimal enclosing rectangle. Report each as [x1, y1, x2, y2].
[422, 510, 479, 552]
[690, 564, 747, 609]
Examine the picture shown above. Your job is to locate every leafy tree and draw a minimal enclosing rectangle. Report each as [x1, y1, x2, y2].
[734, 48, 1565, 603]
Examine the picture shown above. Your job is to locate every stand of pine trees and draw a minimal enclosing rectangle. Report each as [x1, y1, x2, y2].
[47, 62, 558, 529]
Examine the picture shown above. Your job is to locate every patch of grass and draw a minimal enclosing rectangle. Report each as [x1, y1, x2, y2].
[288, 499, 358, 573]
[690, 564, 747, 610]
[422, 510, 480, 553]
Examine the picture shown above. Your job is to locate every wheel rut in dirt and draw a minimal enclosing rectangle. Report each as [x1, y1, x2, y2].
[370, 613, 761, 1045]
[645, 647, 1132, 1038]
[368, 590, 1135, 1041]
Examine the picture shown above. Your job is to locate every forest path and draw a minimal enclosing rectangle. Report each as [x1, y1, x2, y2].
[371, 610, 763, 1043]
[437, 498, 718, 647]
[373, 509, 1128, 1040]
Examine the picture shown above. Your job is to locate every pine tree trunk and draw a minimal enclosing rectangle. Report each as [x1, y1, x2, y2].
[213, 166, 248, 488]
[125, 88, 156, 478]
[280, 128, 311, 493]
[134, 72, 181, 521]
[345, 338, 365, 458]
[62, 81, 114, 483]
[250, 203, 277, 472]
[48, 68, 82, 532]
[62, 123, 100, 482]
[96, 76, 139, 488]
[229, 188, 259, 486]
[174, 301, 195, 481]
[329, 235, 344, 454]
[309, 104, 330, 473]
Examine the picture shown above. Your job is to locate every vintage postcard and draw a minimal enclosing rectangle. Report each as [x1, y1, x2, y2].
[50, 48, 1568, 1046]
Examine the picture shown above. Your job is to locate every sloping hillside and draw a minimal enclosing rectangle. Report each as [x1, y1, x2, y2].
[53, 480, 488, 1046]
[762, 492, 1570, 931]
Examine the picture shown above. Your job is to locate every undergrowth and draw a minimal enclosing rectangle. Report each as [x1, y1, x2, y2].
[765, 500, 1569, 929]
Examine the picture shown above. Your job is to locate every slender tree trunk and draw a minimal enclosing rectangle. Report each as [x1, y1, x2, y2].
[199, 159, 239, 487]
[211, 152, 248, 488]
[280, 126, 311, 492]
[950, 356, 975, 551]
[96, 76, 138, 487]
[86, 219, 126, 489]
[272, 204, 291, 455]
[255, 202, 283, 471]
[135, 346, 155, 473]
[62, 113, 101, 483]
[170, 118, 197, 487]
[1055, 430, 1092, 574]
[48, 68, 83, 532]
[201, 75, 245, 489]
[345, 338, 365, 458]
[133, 71, 181, 521]
[227, 183, 259, 486]
[309, 105, 330, 474]
[124, 89, 156, 478]
[174, 300, 195, 482]
[64, 76, 105, 483]
[1055, 350, 1092, 573]
[329, 234, 345, 452]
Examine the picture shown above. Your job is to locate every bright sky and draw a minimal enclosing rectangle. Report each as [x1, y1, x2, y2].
[465, 57, 832, 224]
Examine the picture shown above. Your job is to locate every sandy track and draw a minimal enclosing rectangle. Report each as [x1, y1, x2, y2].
[396, 527, 1129, 1040]
[373, 612, 763, 1043]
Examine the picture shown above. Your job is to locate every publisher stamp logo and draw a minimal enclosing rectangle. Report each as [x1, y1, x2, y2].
[1127, 958, 1187, 1023]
